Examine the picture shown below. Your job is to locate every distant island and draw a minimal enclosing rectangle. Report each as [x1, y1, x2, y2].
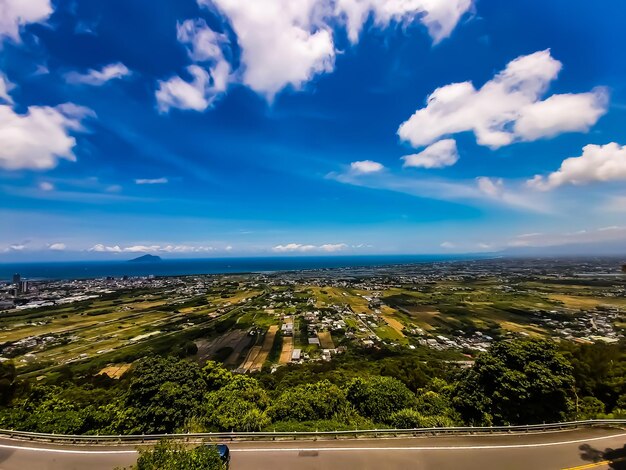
[128, 254, 162, 263]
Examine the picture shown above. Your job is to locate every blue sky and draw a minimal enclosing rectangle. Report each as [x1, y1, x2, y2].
[1, 0, 626, 260]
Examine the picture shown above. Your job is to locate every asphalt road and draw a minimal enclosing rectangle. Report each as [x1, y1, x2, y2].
[0, 428, 625, 470]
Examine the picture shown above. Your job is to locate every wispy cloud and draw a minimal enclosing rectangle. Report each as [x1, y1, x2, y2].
[506, 226, 626, 248]
[272, 242, 348, 253]
[328, 167, 551, 213]
[135, 177, 169, 185]
[65, 63, 131, 86]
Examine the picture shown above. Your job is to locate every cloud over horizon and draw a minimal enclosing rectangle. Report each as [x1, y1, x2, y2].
[528, 142, 626, 190]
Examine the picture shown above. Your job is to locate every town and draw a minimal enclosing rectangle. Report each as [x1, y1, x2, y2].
[1, 257, 624, 379]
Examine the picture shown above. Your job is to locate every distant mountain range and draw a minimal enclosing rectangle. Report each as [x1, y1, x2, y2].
[127, 254, 162, 263]
[502, 240, 626, 257]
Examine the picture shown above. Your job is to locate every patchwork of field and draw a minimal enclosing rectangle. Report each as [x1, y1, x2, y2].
[0, 287, 264, 373]
[317, 331, 335, 349]
[380, 287, 554, 337]
[381, 314, 405, 337]
[307, 287, 374, 314]
[97, 363, 131, 379]
[238, 325, 278, 373]
[279, 336, 293, 364]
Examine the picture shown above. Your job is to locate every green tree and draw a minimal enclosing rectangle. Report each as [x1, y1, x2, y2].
[125, 357, 206, 433]
[202, 361, 234, 391]
[389, 408, 423, 428]
[269, 380, 349, 422]
[344, 376, 417, 423]
[563, 342, 626, 411]
[388, 408, 455, 428]
[203, 375, 270, 431]
[0, 362, 17, 405]
[130, 440, 224, 470]
[453, 339, 575, 425]
[578, 396, 605, 419]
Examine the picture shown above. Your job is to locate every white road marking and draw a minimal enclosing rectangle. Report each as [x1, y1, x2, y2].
[0, 431, 623, 455]
[0, 444, 137, 455]
[232, 432, 626, 452]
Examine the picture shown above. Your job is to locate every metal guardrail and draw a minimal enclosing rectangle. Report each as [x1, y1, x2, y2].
[1, 420, 625, 445]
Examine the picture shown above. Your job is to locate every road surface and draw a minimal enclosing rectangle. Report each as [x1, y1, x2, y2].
[0, 428, 624, 469]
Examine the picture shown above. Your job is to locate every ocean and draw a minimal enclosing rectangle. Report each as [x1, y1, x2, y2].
[0, 254, 483, 282]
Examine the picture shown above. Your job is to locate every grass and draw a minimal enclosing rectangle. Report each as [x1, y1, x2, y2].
[374, 325, 406, 343]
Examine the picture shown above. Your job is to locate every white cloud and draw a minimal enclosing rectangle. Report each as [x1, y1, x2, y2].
[0, 103, 91, 170]
[440, 241, 455, 249]
[528, 142, 626, 191]
[89, 244, 122, 253]
[207, 0, 334, 99]
[514, 92, 608, 141]
[177, 19, 231, 90]
[272, 242, 348, 253]
[474, 176, 544, 212]
[156, 19, 231, 113]
[135, 177, 168, 185]
[39, 181, 54, 191]
[319, 243, 348, 252]
[0, 73, 15, 104]
[156, 65, 221, 112]
[48, 243, 66, 251]
[160, 245, 215, 253]
[506, 226, 626, 249]
[177, 18, 229, 67]
[202, 0, 472, 98]
[65, 62, 131, 86]
[336, 0, 473, 44]
[350, 160, 384, 174]
[402, 139, 458, 169]
[89, 244, 216, 254]
[476, 176, 504, 197]
[0, 0, 52, 41]
[273, 243, 317, 253]
[331, 166, 550, 213]
[123, 245, 162, 253]
[9, 244, 25, 251]
[397, 50, 608, 150]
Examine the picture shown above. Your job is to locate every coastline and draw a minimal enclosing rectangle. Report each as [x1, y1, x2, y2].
[0, 254, 489, 282]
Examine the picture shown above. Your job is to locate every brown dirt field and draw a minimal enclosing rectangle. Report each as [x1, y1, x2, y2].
[224, 333, 253, 367]
[279, 336, 293, 364]
[239, 346, 261, 372]
[382, 315, 405, 337]
[249, 325, 278, 372]
[498, 320, 545, 337]
[317, 331, 335, 349]
[395, 305, 439, 330]
[548, 294, 604, 309]
[195, 329, 249, 363]
[97, 363, 131, 379]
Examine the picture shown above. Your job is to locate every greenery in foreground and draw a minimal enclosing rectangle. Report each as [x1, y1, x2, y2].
[123, 441, 225, 470]
[0, 339, 625, 434]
